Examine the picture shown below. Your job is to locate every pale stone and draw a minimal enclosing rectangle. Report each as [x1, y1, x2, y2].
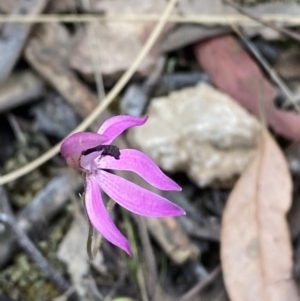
[129, 82, 261, 187]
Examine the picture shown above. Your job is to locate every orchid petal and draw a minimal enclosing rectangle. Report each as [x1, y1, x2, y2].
[97, 171, 185, 217]
[98, 149, 181, 191]
[98, 115, 148, 144]
[85, 175, 132, 255]
[81, 151, 102, 172]
[60, 132, 108, 159]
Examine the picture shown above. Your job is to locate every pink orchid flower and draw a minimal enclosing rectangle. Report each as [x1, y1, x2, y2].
[60, 115, 185, 255]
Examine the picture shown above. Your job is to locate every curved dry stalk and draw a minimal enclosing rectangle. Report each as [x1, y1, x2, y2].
[0, 13, 299, 25]
[0, 0, 178, 185]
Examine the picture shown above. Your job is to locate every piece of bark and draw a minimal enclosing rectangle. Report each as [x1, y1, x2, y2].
[146, 216, 200, 264]
[25, 23, 98, 118]
[0, 0, 49, 82]
[221, 132, 299, 301]
[0, 71, 44, 112]
[0, 171, 81, 268]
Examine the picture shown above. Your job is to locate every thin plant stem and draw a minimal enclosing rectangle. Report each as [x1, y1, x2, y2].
[0, 13, 298, 25]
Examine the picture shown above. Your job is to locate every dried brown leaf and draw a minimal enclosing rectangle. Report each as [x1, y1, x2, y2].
[221, 131, 299, 301]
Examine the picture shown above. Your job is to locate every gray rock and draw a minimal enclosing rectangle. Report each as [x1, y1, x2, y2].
[129, 82, 261, 187]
